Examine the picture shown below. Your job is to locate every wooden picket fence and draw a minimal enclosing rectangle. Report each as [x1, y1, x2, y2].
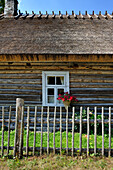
[0, 100, 113, 158]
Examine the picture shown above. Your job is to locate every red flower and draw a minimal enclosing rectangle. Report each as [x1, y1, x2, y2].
[65, 92, 68, 94]
[64, 95, 68, 99]
[57, 97, 62, 100]
[69, 96, 73, 100]
[57, 91, 78, 103]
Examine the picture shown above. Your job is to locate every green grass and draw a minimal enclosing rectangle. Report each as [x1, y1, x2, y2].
[0, 154, 113, 170]
[0, 130, 112, 149]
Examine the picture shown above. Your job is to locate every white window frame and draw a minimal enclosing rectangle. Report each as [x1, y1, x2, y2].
[42, 71, 69, 106]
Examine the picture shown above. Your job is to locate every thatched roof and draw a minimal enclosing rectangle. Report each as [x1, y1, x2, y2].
[0, 12, 113, 54]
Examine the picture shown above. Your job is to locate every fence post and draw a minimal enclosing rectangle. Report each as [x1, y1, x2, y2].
[13, 98, 24, 158]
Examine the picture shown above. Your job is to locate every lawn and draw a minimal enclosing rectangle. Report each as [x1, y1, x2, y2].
[0, 154, 113, 170]
[0, 131, 113, 169]
[0, 130, 112, 149]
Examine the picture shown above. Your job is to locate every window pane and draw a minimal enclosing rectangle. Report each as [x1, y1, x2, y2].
[48, 96, 54, 103]
[47, 76, 55, 85]
[47, 88, 54, 104]
[48, 88, 54, 95]
[56, 76, 64, 85]
[58, 89, 64, 95]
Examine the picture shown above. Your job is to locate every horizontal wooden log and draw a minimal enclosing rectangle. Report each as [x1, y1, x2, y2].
[71, 88, 113, 91]
[0, 91, 41, 95]
[70, 73, 113, 78]
[0, 62, 113, 66]
[0, 100, 42, 105]
[0, 73, 113, 78]
[70, 79, 113, 83]
[0, 89, 41, 93]
[0, 79, 41, 84]
[1, 69, 113, 74]
[0, 118, 112, 124]
[0, 146, 113, 154]
[0, 54, 113, 63]
[70, 82, 113, 88]
[1, 65, 113, 71]
[0, 95, 41, 100]
[0, 73, 41, 79]
[0, 85, 41, 90]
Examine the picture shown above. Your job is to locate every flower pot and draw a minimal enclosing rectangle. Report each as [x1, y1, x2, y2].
[63, 100, 71, 111]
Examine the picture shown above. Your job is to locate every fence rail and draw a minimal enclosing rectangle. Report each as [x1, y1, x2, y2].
[0, 99, 113, 158]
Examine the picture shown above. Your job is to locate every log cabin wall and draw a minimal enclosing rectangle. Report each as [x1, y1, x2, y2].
[0, 54, 113, 106]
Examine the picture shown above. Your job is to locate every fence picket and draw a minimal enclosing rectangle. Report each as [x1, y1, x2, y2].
[1, 106, 4, 157]
[0, 105, 112, 157]
[60, 107, 62, 155]
[47, 106, 49, 155]
[26, 106, 30, 157]
[94, 107, 97, 155]
[72, 107, 75, 157]
[79, 107, 82, 155]
[19, 106, 24, 158]
[7, 106, 11, 156]
[33, 106, 37, 156]
[53, 106, 56, 154]
[40, 106, 43, 156]
[102, 107, 104, 156]
[66, 107, 68, 155]
[109, 107, 111, 157]
[87, 107, 89, 156]
[13, 105, 18, 158]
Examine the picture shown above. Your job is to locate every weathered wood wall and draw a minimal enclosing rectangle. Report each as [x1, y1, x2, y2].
[0, 54, 113, 106]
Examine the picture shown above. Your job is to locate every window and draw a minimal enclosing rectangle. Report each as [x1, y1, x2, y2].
[42, 71, 69, 106]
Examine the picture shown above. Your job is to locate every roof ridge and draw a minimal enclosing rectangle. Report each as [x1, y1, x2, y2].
[1, 10, 113, 20]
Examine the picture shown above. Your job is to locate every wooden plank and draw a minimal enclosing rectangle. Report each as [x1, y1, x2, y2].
[70, 83, 113, 88]
[72, 107, 75, 157]
[40, 106, 43, 156]
[69, 70, 113, 75]
[0, 54, 113, 63]
[109, 107, 111, 157]
[1, 61, 113, 65]
[19, 106, 24, 158]
[0, 91, 41, 95]
[0, 84, 41, 88]
[102, 107, 104, 156]
[1, 65, 113, 71]
[66, 107, 68, 155]
[71, 88, 113, 91]
[1, 117, 113, 124]
[0, 79, 41, 84]
[7, 106, 11, 156]
[1, 69, 113, 75]
[0, 70, 42, 74]
[53, 106, 56, 154]
[1, 62, 113, 67]
[0, 93, 41, 97]
[6, 146, 113, 154]
[26, 106, 30, 157]
[94, 107, 97, 155]
[1, 106, 4, 157]
[0, 89, 41, 93]
[87, 107, 89, 157]
[70, 94, 113, 97]
[47, 106, 49, 155]
[70, 79, 113, 83]
[79, 107, 82, 155]
[13, 105, 18, 158]
[60, 107, 62, 155]
[33, 106, 37, 156]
